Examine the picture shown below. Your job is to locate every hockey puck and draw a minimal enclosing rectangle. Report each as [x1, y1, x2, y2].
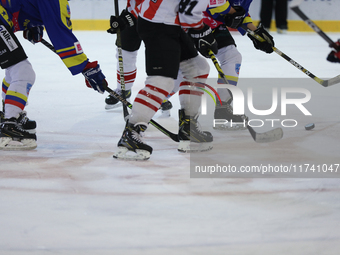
[305, 123, 315, 130]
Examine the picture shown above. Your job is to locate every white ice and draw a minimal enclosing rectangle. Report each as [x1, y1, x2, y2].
[1, 31, 340, 254]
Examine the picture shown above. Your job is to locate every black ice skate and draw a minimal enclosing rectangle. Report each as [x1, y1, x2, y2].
[0, 117, 37, 150]
[159, 99, 173, 118]
[105, 89, 131, 110]
[214, 98, 248, 131]
[1, 110, 36, 133]
[113, 121, 152, 160]
[17, 111, 37, 133]
[178, 109, 213, 153]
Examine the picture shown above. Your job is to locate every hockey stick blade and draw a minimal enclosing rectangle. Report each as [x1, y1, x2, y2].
[39, 39, 179, 143]
[322, 75, 340, 87]
[247, 126, 283, 143]
[208, 50, 283, 143]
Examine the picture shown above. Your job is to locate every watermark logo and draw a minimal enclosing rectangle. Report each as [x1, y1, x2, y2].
[200, 83, 312, 128]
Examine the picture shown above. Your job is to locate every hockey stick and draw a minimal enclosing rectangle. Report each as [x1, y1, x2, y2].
[290, 6, 340, 51]
[243, 26, 340, 87]
[40, 38, 180, 142]
[208, 50, 283, 143]
[41, 39, 56, 53]
[113, 0, 129, 119]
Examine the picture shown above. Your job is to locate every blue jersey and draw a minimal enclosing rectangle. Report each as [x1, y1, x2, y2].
[0, 0, 88, 75]
[206, 0, 253, 34]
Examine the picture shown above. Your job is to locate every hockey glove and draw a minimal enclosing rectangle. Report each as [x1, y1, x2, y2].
[224, 6, 246, 29]
[107, 9, 135, 34]
[326, 40, 340, 63]
[82, 61, 107, 94]
[188, 24, 218, 58]
[247, 25, 274, 53]
[23, 25, 44, 44]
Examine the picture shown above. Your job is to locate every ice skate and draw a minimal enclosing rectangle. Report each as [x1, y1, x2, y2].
[213, 98, 248, 131]
[0, 117, 37, 150]
[159, 99, 173, 118]
[178, 109, 213, 153]
[17, 111, 37, 133]
[113, 121, 152, 160]
[105, 89, 131, 110]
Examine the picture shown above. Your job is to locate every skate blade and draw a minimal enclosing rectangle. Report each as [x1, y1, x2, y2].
[0, 137, 37, 151]
[213, 123, 247, 131]
[178, 141, 213, 153]
[113, 147, 151, 161]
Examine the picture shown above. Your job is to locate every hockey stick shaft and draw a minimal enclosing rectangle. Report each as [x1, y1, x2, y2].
[291, 6, 340, 51]
[243, 26, 340, 87]
[40, 38, 179, 142]
[208, 50, 229, 84]
[41, 39, 56, 53]
[208, 50, 283, 143]
[114, 0, 129, 118]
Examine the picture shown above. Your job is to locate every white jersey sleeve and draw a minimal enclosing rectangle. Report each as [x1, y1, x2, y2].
[127, 0, 144, 18]
[140, 0, 209, 29]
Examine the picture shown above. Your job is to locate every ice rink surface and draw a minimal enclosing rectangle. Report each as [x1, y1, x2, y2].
[1, 30, 340, 254]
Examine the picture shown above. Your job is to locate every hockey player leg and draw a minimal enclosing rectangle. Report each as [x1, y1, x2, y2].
[113, 121, 152, 160]
[105, 49, 137, 110]
[214, 45, 247, 131]
[158, 70, 182, 118]
[178, 55, 213, 152]
[1, 60, 37, 150]
[2, 78, 36, 133]
[113, 76, 175, 160]
[0, 117, 37, 150]
[178, 82, 213, 153]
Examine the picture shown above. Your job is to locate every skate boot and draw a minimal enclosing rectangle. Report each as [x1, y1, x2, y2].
[105, 89, 131, 110]
[159, 99, 173, 117]
[214, 98, 247, 131]
[17, 111, 37, 133]
[113, 121, 152, 160]
[0, 117, 37, 150]
[178, 109, 213, 153]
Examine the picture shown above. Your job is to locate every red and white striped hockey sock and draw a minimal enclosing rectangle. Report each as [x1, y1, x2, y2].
[129, 76, 174, 124]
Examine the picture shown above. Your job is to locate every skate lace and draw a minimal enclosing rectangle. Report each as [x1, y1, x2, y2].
[131, 122, 147, 143]
[3, 120, 29, 134]
[193, 114, 207, 136]
[18, 111, 29, 125]
[131, 130, 144, 144]
[225, 102, 246, 120]
[16, 125, 28, 133]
